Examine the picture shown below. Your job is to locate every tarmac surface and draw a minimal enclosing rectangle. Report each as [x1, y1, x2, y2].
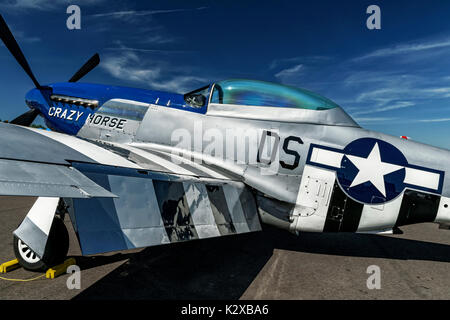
[0, 196, 449, 300]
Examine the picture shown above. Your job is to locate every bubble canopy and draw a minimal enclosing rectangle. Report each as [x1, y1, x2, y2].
[210, 79, 339, 110]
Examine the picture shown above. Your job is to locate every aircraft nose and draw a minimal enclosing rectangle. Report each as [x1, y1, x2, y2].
[25, 88, 41, 109]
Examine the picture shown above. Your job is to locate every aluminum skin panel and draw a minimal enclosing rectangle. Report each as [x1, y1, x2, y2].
[70, 165, 261, 255]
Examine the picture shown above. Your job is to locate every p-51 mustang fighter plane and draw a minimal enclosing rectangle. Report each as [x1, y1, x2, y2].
[0, 15, 449, 271]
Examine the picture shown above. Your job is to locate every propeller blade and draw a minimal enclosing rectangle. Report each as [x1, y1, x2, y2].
[69, 53, 100, 82]
[10, 108, 40, 126]
[0, 15, 41, 89]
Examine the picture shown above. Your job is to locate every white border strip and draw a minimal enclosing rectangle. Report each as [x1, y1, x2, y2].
[111, 142, 196, 176]
[25, 127, 142, 169]
[404, 167, 440, 191]
[183, 183, 221, 238]
[310, 147, 343, 168]
[222, 185, 250, 233]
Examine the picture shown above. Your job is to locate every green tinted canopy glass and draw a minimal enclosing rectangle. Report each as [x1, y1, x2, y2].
[211, 79, 339, 110]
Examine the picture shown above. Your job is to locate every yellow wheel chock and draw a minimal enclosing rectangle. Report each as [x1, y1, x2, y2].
[45, 258, 76, 279]
[0, 259, 20, 273]
[0, 258, 76, 280]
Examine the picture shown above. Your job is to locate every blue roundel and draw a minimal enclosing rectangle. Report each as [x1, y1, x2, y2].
[336, 138, 407, 204]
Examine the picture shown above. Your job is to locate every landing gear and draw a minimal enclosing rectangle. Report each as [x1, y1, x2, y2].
[13, 217, 69, 271]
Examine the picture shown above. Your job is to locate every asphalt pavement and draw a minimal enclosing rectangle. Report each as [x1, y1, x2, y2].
[0, 196, 449, 300]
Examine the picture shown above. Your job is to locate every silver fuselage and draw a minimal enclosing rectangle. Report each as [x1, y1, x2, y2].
[74, 100, 450, 233]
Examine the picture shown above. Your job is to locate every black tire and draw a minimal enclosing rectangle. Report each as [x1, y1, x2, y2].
[13, 217, 69, 272]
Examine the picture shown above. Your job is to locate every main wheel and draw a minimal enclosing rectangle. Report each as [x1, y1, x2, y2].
[13, 217, 69, 271]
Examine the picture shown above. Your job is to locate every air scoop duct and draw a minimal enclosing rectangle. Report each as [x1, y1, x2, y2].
[50, 95, 99, 109]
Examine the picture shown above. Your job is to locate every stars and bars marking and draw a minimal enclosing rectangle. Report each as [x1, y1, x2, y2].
[306, 138, 444, 204]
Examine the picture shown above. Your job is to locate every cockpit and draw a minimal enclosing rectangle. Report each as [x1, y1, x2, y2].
[212, 79, 339, 110]
[184, 85, 210, 108]
[184, 79, 339, 110]
[183, 79, 358, 127]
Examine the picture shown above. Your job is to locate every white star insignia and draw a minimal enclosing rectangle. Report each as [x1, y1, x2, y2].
[345, 143, 404, 197]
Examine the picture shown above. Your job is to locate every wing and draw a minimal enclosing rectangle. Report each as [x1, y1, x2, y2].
[0, 122, 233, 197]
[0, 122, 131, 198]
[1, 123, 261, 256]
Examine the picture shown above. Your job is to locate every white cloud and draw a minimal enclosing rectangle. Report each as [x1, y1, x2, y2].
[141, 34, 175, 45]
[353, 117, 397, 123]
[1, 0, 104, 11]
[352, 101, 415, 115]
[101, 51, 160, 82]
[270, 56, 330, 70]
[104, 40, 190, 54]
[421, 87, 450, 98]
[91, 6, 208, 93]
[89, 7, 207, 19]
[353, 37, 450, 62]
[274, 64, 304, 83]
[272, 43, 450, 120]
[417, 118, 450, 123]
[105, 47, 178, 53]
[356, 86, 450, 106]
[101, 51, 206, 93]
[342, 72, 419, 87]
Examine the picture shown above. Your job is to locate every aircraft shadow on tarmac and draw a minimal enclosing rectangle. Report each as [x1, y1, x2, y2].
[72, 225, 450, 300]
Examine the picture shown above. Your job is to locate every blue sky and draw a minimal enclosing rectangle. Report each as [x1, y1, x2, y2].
[0, 0, 449, 149]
